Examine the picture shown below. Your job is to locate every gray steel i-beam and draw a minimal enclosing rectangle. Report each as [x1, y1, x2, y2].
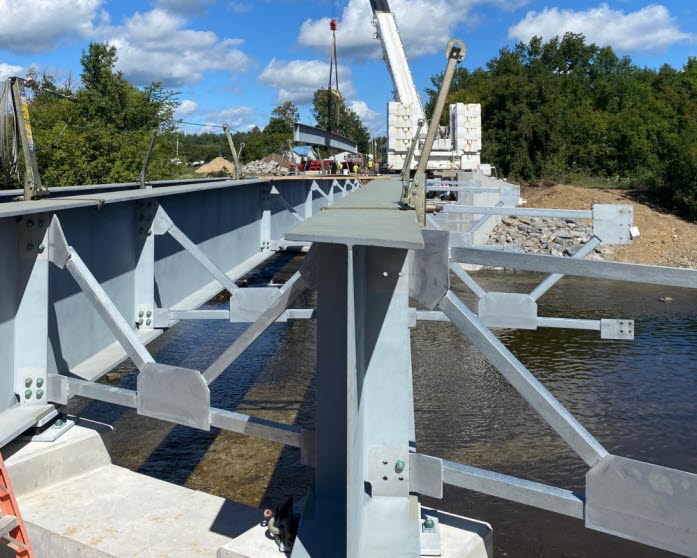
[293, 123, 358, 153]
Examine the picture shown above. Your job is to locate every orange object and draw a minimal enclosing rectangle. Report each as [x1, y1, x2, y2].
[0, 451, 34, 558]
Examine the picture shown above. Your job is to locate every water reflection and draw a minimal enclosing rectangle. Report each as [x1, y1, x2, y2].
[73, 266, 696, 557]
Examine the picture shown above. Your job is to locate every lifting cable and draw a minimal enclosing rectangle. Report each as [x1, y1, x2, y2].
[327, 0, 341, 134]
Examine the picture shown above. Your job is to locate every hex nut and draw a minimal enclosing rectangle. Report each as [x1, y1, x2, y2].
[36, 389, 44, 399]
[36, 377, 44, 388]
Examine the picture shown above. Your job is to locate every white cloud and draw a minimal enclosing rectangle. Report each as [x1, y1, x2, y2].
[258, 58, 355, 105]
[348, 100, 384, 136]
[228, 1, 252, 13]
[175, 99, 199, 119]
[176, 105, 256, 134]
[155, 0, 215, 15]
[102, 9, 253, 86]
[0, 63, 24, 81]
[0, 0, 104, 54]
[508, 3, 694, 53]
[297, 0, 526, 63]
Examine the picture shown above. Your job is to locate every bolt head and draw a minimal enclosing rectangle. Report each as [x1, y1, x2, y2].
[423, 518, 435, 530]
[395, 459, 406, 473]
[26, 242, 35, 251]
[24, 389, 32, 399]
[146, 319, 152, 326]
[36, 377, 44, 388]
[38, 243, 46, 253]
[25, 378, 32, 388]
[138, 318, 144, 325]
[146, 310, 152, 318]
[38, 220, 45, 228]
[27, 220, 34, 228]
[54, 419, 65, 428]
[36, 389, 44, 399]
[138, 310, 144, 318]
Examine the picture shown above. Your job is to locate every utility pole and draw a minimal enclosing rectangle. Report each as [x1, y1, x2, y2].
[223, 125, 240, 180]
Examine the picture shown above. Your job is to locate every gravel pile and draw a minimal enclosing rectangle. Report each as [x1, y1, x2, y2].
[488, 216, 610, 258]
[240, 159, 289, 176]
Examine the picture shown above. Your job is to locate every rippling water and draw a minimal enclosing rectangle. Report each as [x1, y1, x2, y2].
[69, 262, 697, 557]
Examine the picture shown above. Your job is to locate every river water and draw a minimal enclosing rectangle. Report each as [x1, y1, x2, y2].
[69, 255, 697, 557]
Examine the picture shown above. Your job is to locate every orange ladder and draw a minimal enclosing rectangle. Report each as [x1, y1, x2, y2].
[0, 451, 34, 558]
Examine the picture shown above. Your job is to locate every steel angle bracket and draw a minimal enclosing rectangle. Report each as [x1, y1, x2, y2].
[592, 204, 634, 244]
[410, 453, 443, 499]
[47, 374, 68, 406]
[600, 319, 634, 340]
[48, 215, 71, 269]
[499, 183, 521, 207]
[137, 363, 211, 430]
[229, 287, 282, 323]
[586, 454, 697, 556]
[368, 447, 411, 497]
[409, 229, 450, 309]
[479, 292, 538, 330]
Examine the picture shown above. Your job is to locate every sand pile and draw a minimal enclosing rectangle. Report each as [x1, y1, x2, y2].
[195, 156, 235, 174]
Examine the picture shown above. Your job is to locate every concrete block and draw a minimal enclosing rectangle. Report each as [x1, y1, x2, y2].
[4, 420, 113, 497]
[424, 507, 493, 558]
[18, 464, 260, 558]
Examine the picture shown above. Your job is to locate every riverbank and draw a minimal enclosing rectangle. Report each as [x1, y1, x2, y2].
[520, 183, 697, 268]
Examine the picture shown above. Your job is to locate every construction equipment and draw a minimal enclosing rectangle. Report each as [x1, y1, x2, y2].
[0, 78, 47, 200]
[0, 452, 34, 558]
[369, 0, 482, 174]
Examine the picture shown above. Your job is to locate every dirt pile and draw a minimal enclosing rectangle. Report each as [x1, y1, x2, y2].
[195, 156, 235, 175]
[520, 183, 697, 268]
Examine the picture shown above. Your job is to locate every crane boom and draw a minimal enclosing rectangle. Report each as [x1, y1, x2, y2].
[369, 0, 424, 117]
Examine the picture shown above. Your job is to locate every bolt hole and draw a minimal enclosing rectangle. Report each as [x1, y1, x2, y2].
[382, 476, 388, 481]
[398, 477, 404, 481]
[382, 460, 388, 465]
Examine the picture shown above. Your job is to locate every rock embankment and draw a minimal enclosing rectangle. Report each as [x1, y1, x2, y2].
[489, 216, 610, 258]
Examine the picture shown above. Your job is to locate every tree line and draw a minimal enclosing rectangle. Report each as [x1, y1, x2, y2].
[426, 33, 697, 219]
[1, 42, 372, 188]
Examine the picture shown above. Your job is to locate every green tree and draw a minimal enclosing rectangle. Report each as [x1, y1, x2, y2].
[22, 42, 180, 187]
[311, 89, 371, 153]
[264, 101, 299, 135]
[424, 34, 697, 218]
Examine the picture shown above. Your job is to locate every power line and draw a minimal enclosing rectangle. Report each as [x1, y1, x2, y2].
[176, 120, 243, 133]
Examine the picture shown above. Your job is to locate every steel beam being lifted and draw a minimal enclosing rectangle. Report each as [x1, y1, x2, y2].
[293, 122, 358, 153]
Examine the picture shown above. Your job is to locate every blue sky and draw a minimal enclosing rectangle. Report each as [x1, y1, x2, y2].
[1, 0, 695, 136]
